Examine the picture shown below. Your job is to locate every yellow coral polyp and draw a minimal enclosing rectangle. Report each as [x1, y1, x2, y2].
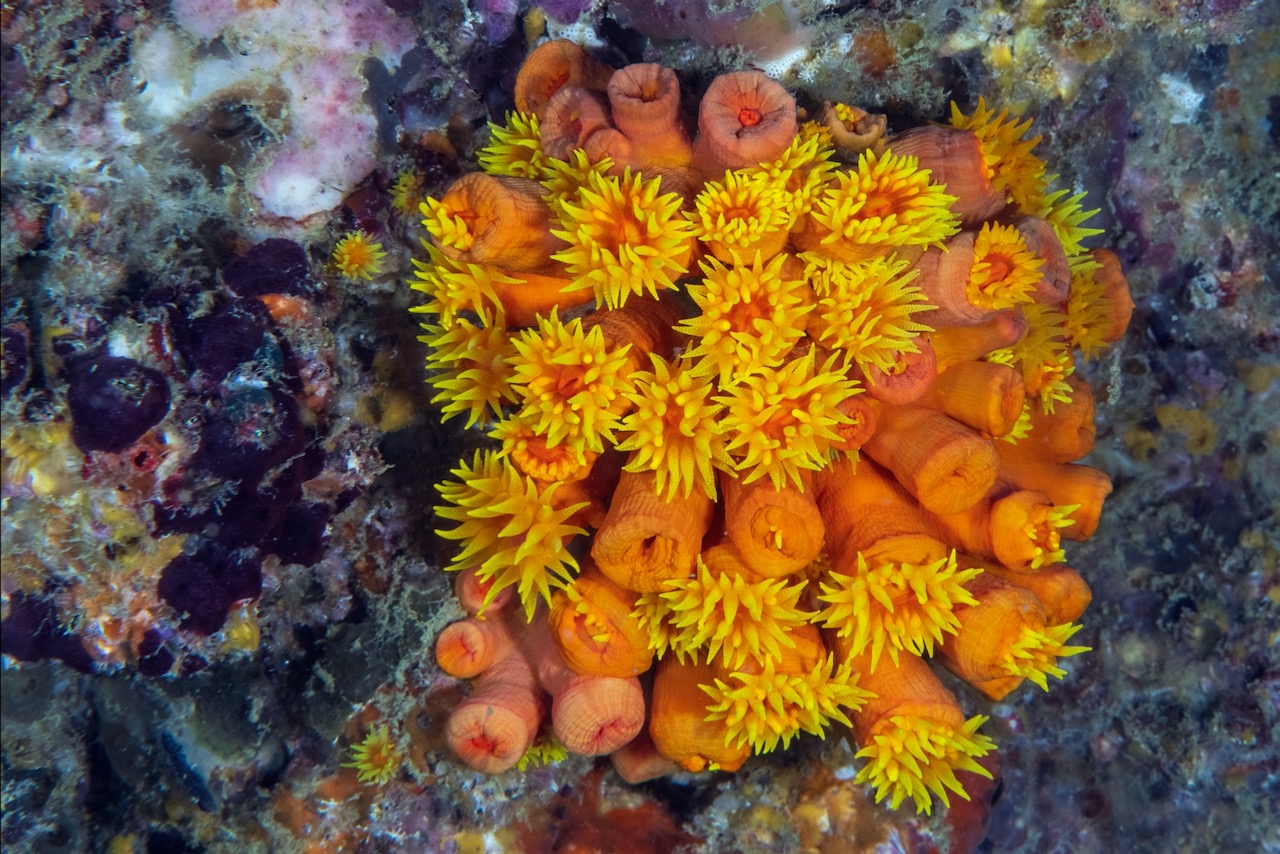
[817, 551, 983, 672]
[516, 733, 569, 771]
[435, 450, 588, 619]
[478, 111, 548, 179]
[854, 713, 996, 814]
[678, 251, 813, 387]
[804, 253, 934, 373]
[992, 301, 1075, 413]
[344, 724, 404, 785]
[1034, 183, 1104, 259]
[539, 150, 616, 217]
[421, 318, 518, 428]
[702, 654, 873, 754]
[551, 168, 693, 309]
[967, 222, 1044, 310]
[408, 245, 505, 327]
[631, 592, 681, 661]
[390, 168, 425, 217]
[659, 558, 814, 669]
[1064, 265, 1115, 359]
[949, 97, 1047, 212]
[615, 354, 733, 501]
[1024, 504, 1078, 569]
[692, 169, 794, 262]
[509, 309, 633, 454]
[491, 414, 598, 482]
[811, 149, 960, 259]
[747, 133, 837, 221]
[421, 196, 477, 253]
[332, 230, 387, 281]
[1004, 622, 1090, 690]
[715, 347, 858, 490]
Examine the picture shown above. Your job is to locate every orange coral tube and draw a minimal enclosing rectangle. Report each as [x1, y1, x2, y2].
[540, 86, 613, 161]
[610, 727, 679, 783]
[514, 39, 615, 118]
[862, 405, 999, 516]
[1089, 248, 1134, 343]
[933, 488, 1070, 573]
[607, 64, 694, 168]
[455, 565, 515, 615]
[977, 560, 1092, 624]
[591, 469, 715, 592]
[830, 392, 878, 453]
[1001, 375, 1096, 463]
[812, 457, 944, 567]
[445, 647, 546, 773]
[995, 453, 1112, 540]
[928, 309, 1028, 371]
[649, 656, 751, 773]
[548, 566, 653, 678]
[912, 232, 999, 327]
[436, 617, 508, 678]
[553, 674, 647, 756]
[938, 573, 1048, 697]
[819, 102, 888, 157]
[888, 126, 1005, 227]
[692, 71, 797, 177]
[1014, 216, 1070, 305]
[837, 643, 963, 743]
[522, 613, 646, 756]
[491, 268, 594, 327]
[722, 474, 825, 578]
[580, 294, 682, 374]
[431, 174, 565, 272]
[919, 360, 1026, 439]
[861, 341, 938, 405]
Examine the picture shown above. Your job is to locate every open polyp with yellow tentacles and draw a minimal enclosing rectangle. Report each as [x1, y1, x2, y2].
[411, 39, 1133, 814]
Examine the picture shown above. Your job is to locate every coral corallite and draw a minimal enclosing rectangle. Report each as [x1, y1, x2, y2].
[413, 44, 1132, 815]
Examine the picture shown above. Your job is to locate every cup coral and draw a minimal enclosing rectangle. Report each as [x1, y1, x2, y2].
[414, 43, 1131, 815]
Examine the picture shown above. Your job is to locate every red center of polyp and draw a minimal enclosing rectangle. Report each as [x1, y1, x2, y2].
[469, 735, 498, 755]
[738, 107, 763, 128]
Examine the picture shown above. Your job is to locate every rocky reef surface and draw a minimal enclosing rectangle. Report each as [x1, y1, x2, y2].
[2, 1, 1276, 852]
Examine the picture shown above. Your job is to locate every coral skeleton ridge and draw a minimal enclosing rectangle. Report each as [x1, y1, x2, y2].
[413, 40, 1132, 814]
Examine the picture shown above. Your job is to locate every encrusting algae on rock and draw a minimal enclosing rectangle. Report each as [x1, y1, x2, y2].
[410, 40, 1132, 815]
